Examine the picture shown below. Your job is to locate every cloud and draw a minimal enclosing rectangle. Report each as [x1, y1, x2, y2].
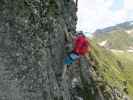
[77, 0, 133, 32]
[124, 0, 133, 10]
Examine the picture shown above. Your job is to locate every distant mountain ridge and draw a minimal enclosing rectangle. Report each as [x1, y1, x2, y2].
[93, 21, 133, 50]
[95, 21, 133, 36]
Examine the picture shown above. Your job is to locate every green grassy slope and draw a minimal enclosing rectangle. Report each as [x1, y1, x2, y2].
[90, 41, 133, 99]
[114, 52, 133, 95]
[94, 30, 133, 50]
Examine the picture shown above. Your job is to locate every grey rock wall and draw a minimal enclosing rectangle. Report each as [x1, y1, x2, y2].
[0, 0, 77, 100]
[0, 0, 126, 100]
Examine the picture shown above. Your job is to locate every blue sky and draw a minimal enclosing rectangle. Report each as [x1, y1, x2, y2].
[76, 0, 133, 32]
[110, 0, 124, 11]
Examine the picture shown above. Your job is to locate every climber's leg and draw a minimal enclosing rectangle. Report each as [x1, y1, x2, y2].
[64, 51, 80, 65]
[63, 53, 73, 78]
[64, 55, 74, 65]
[63, 52, 80, 79]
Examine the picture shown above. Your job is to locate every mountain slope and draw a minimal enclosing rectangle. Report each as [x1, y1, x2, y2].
[114, 52, 133, 91]
[89, 41, 133, 99]
[95, 21, 133, 35]
[94, 30, 133, 50]
[94, 21, 133, 50]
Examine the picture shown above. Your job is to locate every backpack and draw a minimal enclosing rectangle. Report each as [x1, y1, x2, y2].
[73, 35, 90, 55]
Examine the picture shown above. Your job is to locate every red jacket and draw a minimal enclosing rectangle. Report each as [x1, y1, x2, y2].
[73, 35, 90, 55]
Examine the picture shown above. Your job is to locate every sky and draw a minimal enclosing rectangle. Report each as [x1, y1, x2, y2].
[76, 0, 133, 32]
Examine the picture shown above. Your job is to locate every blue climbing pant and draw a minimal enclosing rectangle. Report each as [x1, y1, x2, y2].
[64, 52, 80, 65]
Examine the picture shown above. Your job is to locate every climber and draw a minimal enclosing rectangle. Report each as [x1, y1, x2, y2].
[64, 31, 91, 65]
[62, 31, 91, 78]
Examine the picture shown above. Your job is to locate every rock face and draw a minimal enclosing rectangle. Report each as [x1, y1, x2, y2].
[0, 0, 77, 100]
[1, 0, 128, 100]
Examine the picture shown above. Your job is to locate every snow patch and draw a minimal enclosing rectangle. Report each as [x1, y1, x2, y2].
[98, 40, 108, 47]
[110, 48, 133, 53]
[125, 29, 133, 34]
[127, 50, 133, 53]
[110, 49, 124, 53]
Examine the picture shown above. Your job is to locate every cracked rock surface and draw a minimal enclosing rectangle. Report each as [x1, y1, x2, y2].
[0, 0, 77, 100]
